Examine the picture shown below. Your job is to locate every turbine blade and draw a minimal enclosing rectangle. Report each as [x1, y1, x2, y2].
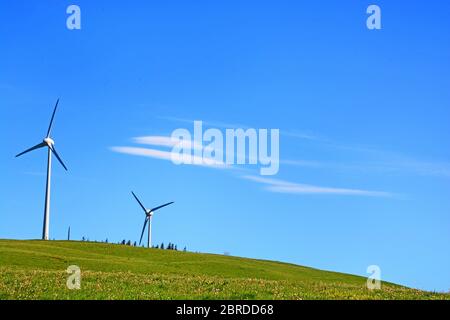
[46, 98, 60, 138]
[49, 145, 68, 171]
[132, 191, 147, 214]
[139, 217, 148, 245]
[151, 202, 175, 213]
[15, 142, 46, 158]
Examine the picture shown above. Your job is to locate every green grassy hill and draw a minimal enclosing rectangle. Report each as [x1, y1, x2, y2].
[0, 240, 447, 300]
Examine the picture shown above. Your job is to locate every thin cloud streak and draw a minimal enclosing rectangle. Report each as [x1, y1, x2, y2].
[242, 175, 393, 197]
[111, 138, 394, 197]
[132, 136, 215, 152]
[110, 146, 228, 169]
[283, 157, 450, 178]
[387, 160, 450, 178]
[133, 136, 179, 147]
[158, 115, 450, 178]
[133, 135, 260, 164]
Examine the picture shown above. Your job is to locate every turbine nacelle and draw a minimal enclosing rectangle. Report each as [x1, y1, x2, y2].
[146, 210, 154, 217]
[44, 137, 55, 146]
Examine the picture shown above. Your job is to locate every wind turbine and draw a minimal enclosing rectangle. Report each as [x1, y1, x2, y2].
[131, 191, 174, 248]
[16, 99, 68, 240]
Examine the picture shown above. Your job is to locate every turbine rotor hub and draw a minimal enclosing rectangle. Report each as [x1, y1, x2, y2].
[44, 138, 55, 146]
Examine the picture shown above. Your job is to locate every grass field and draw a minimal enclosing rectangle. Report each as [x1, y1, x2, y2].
[0, 239, 448, 300]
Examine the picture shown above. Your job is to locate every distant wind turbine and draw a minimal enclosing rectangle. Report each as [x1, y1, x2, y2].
[131, 191, 174, 248]
[16, 99, 68, 240]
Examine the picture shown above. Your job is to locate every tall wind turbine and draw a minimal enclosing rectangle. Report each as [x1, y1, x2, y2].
[16, 99, 68, 240]
[131, 191, 174, 248]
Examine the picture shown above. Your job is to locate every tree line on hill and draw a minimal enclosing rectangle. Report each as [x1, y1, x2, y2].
[80, 236, 187, 252]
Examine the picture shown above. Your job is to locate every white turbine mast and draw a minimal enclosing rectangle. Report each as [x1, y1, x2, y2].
[16, 99, 68, 240]
[131, 191, 174, 248]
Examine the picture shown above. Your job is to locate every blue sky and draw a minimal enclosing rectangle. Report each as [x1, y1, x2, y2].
[1, 0, 450, 292]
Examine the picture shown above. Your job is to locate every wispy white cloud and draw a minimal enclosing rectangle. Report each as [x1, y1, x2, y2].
[110, 146, 227, 169]
[132, 136, 179, 147]
[242, 175, 393, 197]
[112, 134, 260, 170]
[157, 115, 450, 178]
[383, 159, 450, 178]
[282, 155, 450, 179]
[111, 134, 394, 197]
[132, 135, 216, 153]
[113, 117, 445, 197]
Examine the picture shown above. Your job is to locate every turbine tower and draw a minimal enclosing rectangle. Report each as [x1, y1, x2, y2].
[16, 99, 68, 240]
[131, 191, 174, 248]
